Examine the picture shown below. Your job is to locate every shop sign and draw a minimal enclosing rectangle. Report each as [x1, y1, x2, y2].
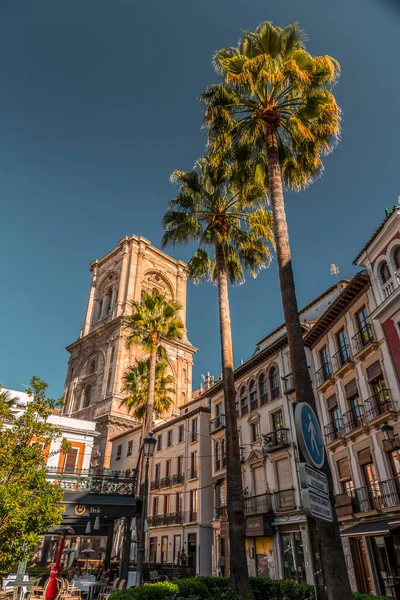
[302, 489, 333, 523]
[245, 516, 275, 537]
[299, 463, 329, 497]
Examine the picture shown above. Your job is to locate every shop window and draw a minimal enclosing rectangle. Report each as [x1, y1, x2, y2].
[255, 538, 276, 579]
[149, 537, 157, 563]
[281, 532, 306, 584]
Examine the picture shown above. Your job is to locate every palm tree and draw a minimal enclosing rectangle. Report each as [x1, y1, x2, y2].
[0, 386, 16, 425]
[162, 152, 274, 597]
[123, 291, 184, 439]
[202, 21, 351, 600]
[121, 359, 175, 421]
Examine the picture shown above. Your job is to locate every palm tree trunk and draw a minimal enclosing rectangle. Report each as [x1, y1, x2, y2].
[215, 242, 253, 599]
[144, 348, 157, 439]
[265, 128, 352, 600]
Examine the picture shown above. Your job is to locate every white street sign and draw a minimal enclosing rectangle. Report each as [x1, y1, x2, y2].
[302, 489, 333, 523]
[299, 463, 329, 497]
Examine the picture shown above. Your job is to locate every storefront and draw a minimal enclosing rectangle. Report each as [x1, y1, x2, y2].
[245, 515, 276, 578]
[277, 524, 310, 584]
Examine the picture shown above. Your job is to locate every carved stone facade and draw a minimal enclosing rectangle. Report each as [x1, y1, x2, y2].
[62, 235, 196, 467]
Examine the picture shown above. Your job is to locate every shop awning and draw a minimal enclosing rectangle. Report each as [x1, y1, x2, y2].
[341, 519, 400, 537]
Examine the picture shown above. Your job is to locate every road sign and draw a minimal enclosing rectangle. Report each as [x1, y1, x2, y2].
[15, 561, 27, 586]
[295, 403, 325, 469]
[299, 463, 329, 497]
[302, 489, 333, 523]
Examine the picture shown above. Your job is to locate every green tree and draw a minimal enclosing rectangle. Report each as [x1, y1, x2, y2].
[162, 152, 273, 597]
[123, 292, 184, 439]
[202, 21, 350, 600]
[0, 377, 65, 572]
[121, 359, 175, 421]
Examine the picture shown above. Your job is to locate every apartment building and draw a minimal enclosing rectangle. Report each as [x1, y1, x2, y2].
[304, 207, 400, 599]
[109, 400, 213, 575]
[204, 283, 343, 583]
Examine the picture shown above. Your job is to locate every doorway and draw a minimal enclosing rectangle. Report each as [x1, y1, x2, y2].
[352, 537, 373, 594]
[187, 533, 197, 572]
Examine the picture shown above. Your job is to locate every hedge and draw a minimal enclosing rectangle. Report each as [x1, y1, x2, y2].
[110, 577, 387, 600]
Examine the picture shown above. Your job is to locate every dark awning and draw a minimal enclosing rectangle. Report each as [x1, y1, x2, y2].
[341, 519, 400, 537]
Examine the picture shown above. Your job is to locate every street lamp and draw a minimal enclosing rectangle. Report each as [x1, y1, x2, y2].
[136, 433, 157, 587]
[46, 526, 75, 600]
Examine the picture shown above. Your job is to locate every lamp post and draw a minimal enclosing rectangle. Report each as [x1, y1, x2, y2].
[382, 422, 395, 446]
[46, 526, 75, 600]
[136, 433, 156, 587]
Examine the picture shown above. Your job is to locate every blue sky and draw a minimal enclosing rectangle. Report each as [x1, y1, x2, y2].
[1, 0, 399, 398]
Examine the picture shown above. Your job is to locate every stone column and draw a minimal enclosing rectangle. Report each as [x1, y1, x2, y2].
[82, 261, 99, 336]
[133, 244, 147, 302]
[176, 263, 187, 331]
[117, 239, 130, 317]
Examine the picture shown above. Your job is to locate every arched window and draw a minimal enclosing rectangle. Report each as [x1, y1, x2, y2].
[249, 380, 258, 411]
[103, 287, 112, 316]
[82, 385, 91, 409]
[394, 247, 400, 271]
[97, 300, 103, 320]
[215, 441, 220, 471]
[89, 360, 96, 374]
[380, 261, 391, 283]
[240, 385, 248, 416]
[270, 367, 279, 400]
[182, 392, 186, 404]
[259, 373, 268, 405]
[235, 391, 239, 417]
[182, 369, 187, 383]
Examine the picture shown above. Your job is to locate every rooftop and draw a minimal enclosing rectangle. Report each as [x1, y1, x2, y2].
[353, 205, 400, 264]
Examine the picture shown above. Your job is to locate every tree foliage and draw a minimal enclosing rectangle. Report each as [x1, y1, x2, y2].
[0, 377, 65, 572]
[121, 359, 175, 421]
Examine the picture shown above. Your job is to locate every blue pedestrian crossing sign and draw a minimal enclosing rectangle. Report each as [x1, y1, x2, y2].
[295, 403, 325, 469]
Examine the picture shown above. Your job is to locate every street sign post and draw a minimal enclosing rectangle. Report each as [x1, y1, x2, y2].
[15, 562, 27, 586]
[299, 463, 329, 497]
[295, 402, 325, 469]
[302, 489, 333, 523]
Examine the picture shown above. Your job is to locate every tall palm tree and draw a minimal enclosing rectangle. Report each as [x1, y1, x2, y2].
[123, 292, 184, 439]
[162, 152, 274, 597]
[202, 22, 351, 600]
[121, 359, 175, 422]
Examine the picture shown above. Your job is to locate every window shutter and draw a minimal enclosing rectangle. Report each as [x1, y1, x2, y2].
[276, 458, 291, 491]
[64, 448, 78, 473]
[253, 467, 265, 495]
[345, 379, 358, 399]
[337, 458, 351, 481]
[327, 394, 337, 410]
[366, 361, 382, 382]
[358, 447, 372, 466]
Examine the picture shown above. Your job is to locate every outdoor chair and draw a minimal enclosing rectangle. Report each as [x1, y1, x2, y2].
[149, 571, 159, 583]
[117, 580, 126, 591]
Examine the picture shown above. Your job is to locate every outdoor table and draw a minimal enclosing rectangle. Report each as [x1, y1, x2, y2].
[71, 579, 105, 600]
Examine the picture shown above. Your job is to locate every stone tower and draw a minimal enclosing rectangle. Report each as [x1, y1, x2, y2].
[62, 235, 196, 467]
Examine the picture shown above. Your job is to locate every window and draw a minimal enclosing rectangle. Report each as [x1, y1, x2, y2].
[215, 402, 223, 428]
[336, 328, 350, 364]
[345, 379, 364, 428]
[173, 535, 182, 565]
[358, 448, 380, 509]
[320, 346, 332, 378]
[235, 391, 239, 416]
[215, 441, 221, 471]
[259, 373, 268, 405]
[89, 360, 96, 374]
[394, 247, 400, 271]
[249, 380, 258, 411]
[182, 368, 187, 383]
[82, 385, 91, 409]
[176, 492, 183, 512]
[167, 430, 173, 447]
[127, 440, 133, 456]
[253, 466, 265, 495]
[189, 490, 198, 521]
[269, 367, 279, 399]
[164, 494, 170, 514]
[337, 457, 353, 495]
[251, 421, 261, 442]
[63, 447, 78, 473]
[329, 406, 342, 434]
[157, 434, 162, 451]
[178, 425, 184, 443]
[154, 463, 161, 482]
[104, 287, 113, 316]
[380, 261, 391, 283]
[240, 385, 248, 416]
[161, 536, 168, 563]
[149, 537, 157, 563]
[177, 456, 183, 474]
[116, 445, 122, 461]
[191, 418, 198, 443]
[152, 496, 159, 515]
[276, 457, 291, 491]
[190, 452, 198, 478]
[166, 460, 171, 477]
[97, 300, 103, 320]
[367, 362, 390, 405]
[221, 439, 226, 467]
[272, 410, 284, 430]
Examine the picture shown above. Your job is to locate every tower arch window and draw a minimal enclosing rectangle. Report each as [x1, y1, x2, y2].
[380, 261, 391, 284]
[240, 385, 248, 416]
[270, 366, 279, 400]
[82, 385, 91, 409]
[89, 360, 96, 374]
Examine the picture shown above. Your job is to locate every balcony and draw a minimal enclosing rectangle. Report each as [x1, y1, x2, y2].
[342, 407, 365, 434]
[172, 473, 184, 486]
[381, 270, 400, 300]
[244, 493, 273, 516]
[148, 512, 184, 527]
[316, 362, 333, 391]
[215, 506, 227, 519]
[188, 510, 198, 522]
[352, 325, 377, 358]
[47, 467, 136, 495]
[160, 476, 172, 489]
[150, 479, 160, 491]
[275, 488, 296, 512]
[332, 346, 353, 376]
[210, 415, 225, 433]
[335, 481, 400, 518]
[364, 390, 397, 424]
[263, 428, 290, 452]
[282, 373, 295, 394]
[324, 420, 344, 445]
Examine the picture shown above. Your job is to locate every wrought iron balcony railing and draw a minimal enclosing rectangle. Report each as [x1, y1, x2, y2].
[364, 390, 396, 422]
[332, 346, 352, 372]
[263, 428, 290, 452]
[160, 476, 172, 489]
[342, 407, 365, 433]
[352, 324, 375, 354]
[316, 362, 333, 387]
[148, 511, 185, 526]
[215, 506, 227, 519]
[210, 415, 225, 433]
[47, 467, 136, 496]
[171, 473, 184, 485]
[150, 479, 160, 491]
[324, 419, 344, 444]
[244, 493, 273, 516]
[275, 488, 296, 512]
